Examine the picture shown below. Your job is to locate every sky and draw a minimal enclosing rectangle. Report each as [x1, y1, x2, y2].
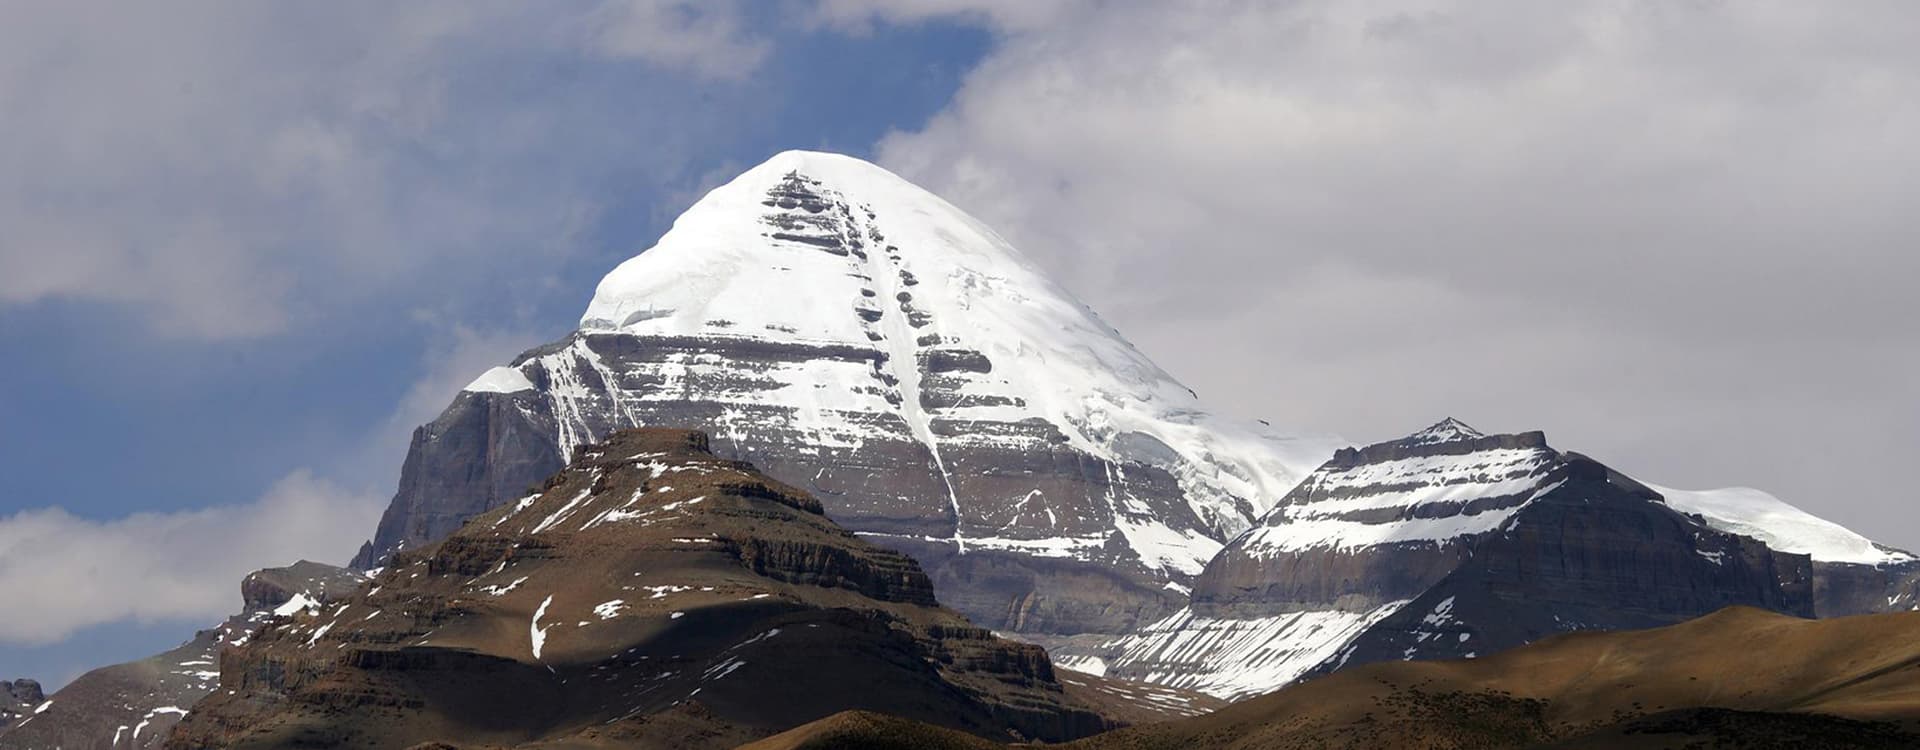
[2, 0, 1916, 689]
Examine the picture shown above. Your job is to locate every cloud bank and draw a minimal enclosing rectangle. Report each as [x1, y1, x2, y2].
[864, 0, 1920, 545]
[0, 0, 769, 648]
[0, 472, 381, 645]
[0, 1, 769, 340]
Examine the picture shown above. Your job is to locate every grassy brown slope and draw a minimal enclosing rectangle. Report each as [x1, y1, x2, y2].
[735, 711, 1000, 750]
[1055, 669, 1227, 725]
[1065, 605, 1920, 749]
[749, 606, 1920, 749]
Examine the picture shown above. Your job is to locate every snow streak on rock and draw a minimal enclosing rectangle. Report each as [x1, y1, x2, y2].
[1235, 421, 1559, 555]
[1098, 600, 1409, 700]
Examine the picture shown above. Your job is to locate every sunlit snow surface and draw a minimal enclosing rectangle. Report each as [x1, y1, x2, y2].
[582, 151, 1336, 522]
[1655, 484, 1914, 566]
[464, 365, 535, 394]
[1235, 434, 1560, 556]
[272, 592, 321, 617]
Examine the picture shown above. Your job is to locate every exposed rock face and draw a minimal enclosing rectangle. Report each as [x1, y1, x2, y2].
[1650, 483, 1920, 618]
[0, 562, 362, 750]
[350, 150, 1339, 640]
[239, 559, 368, 611]
[0, 680, 42, 730]
[172, 429, 1114, 749]
[1074, 420, 1829, 700]
[1819, 559, 1920, 616]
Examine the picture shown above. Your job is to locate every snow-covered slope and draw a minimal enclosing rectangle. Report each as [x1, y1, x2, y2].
[355, 150, 1340, 636]
[1075, 600, 1409, 699]
[575, 150, 1333, 541]
[1654, 484, 1912, 566]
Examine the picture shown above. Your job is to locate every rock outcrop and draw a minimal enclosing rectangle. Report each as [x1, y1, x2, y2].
[238, 559, 366, 612]
[0, 680, 42, 731]
[170, 429, 1116, 749]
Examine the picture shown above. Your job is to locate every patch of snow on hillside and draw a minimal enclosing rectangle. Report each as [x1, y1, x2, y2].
[530, 595, 555, 660]
[273, 593, 319, 617]
[1054, 655, 1108, 676]
[464, 366, 535, 394]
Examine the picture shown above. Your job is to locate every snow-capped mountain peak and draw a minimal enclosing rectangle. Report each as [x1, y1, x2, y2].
[364, 150, 1344, 637]
[1401, 417, 1486, 446]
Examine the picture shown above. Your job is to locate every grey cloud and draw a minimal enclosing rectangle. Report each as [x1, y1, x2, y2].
[0, 1, 769, 340]
[810, 0, 1094, 32]
[585, 0, 772, 80]
[872, 1, 1920, 546]
[0, 320, 541, 647]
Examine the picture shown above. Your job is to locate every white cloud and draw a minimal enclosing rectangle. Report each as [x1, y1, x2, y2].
[868, 1, 1920, 546]
[0, 0, 781, 652]
[0, 322, 546, 647]
[0, 472, 381, 645]
[0, 1, 768, 340]
[584, 0, 771, 80]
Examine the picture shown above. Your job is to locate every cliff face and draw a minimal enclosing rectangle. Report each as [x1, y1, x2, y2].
[174, 428, 1113, 750]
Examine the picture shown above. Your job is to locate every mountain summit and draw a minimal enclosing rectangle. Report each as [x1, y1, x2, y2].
[353, 150, 1340, 638]
[1079, 421, 1823, 699]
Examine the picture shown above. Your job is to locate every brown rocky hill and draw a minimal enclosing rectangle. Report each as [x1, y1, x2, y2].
[166, 428, 1125, 749]
[755, 606, 1920, 749]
